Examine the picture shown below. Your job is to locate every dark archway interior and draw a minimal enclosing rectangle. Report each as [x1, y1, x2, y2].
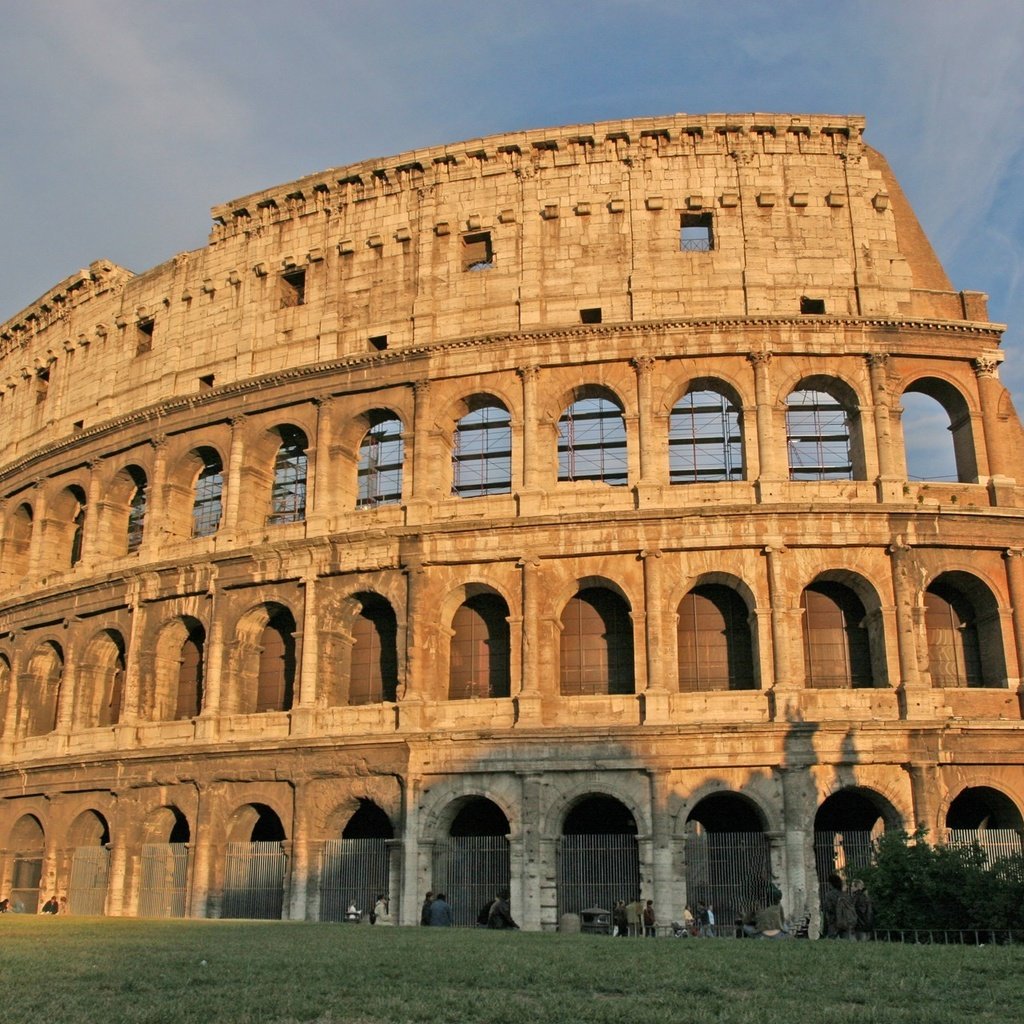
[946, 787, 1024, 830]
[449, 798, 510, 837]
[563, 795, 637, 835]
[249, 803, 286, 842]
[169, 808, 191, 844]
[342, 799, 395, 838]
[688, 793, 763, 832]
[814, 790, 884, 831]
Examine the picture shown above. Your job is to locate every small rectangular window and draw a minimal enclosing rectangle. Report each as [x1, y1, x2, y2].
[199, 374, 215, 390]
[73, 420, 84, 432]
[369, 334, 388, 351]
[280, 268, 306, 308]
[800, 296, 826, 314]
[136, 319, 154, 355]
[35, 368, 50, 404]
[580, 308, 603, 324]
[462, 232, 493, 271]
[680, 212, 714, 252]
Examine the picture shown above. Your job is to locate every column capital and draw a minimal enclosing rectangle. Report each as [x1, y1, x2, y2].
[865, 352, 890, 372]
[973, 354, 1001, 379]
[630, 355, 656, 376]
[516, 365, 541, 384]
[747, 349, 772, 368]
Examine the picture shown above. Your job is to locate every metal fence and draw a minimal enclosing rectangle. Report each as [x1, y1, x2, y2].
[946, 829, 1024, 867]
[138, 843, 190, 918]
[557, 834, 639, 920]
[222, 841, 285, 919]
[432, 836, 511, 927]
[813, 829, 876, 893]
[685, 831, 773, 934]
[69, 846, 110, 915]
[10, 855, 42, 913]
[318, 838, 391, 922]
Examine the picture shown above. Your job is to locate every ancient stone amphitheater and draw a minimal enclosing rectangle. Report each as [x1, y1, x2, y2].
[2, 113, 1022, 931]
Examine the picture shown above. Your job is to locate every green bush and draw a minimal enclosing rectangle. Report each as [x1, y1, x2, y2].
[860, 828, 1024, 931]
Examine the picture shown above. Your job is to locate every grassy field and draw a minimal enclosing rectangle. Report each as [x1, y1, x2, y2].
[2, 916, 1020, 1024]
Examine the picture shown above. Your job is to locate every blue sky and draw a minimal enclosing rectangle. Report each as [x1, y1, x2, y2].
[2, 0, 1022, 422]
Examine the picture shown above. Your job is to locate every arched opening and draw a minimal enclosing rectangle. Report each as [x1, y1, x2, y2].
[452, 402, 512, 498]
[801, 581, 872, 688]
[433, 798, 511, 927]
[814, 789, 891, 899]
[320, 799, 395, 923]
[45, 485, 87, 571]
[19, 641, 63, 737]
[191, 447, 224, 537]
[786, 383, 864, 480]
[901, 380, 977, 483]
[77, 629, 126, 729]
[558, 393, 627, 486]
[124, 465, 148, 553]
[677, 584, 755, 691]
[448, 593, 511, 700]
[255, 607, 296, 713]
[0, 655, 9, 740]
[267, 426, 308, 525]
[8, 814, 45, 913]
[925, 573, 1005, 688]
[669, 386, 743, 483]
[685, 793, 770, 932]
[559, 587, 635, 696]
[175, 624, 205, 719]
[348, 594, 399, 705]
[67, 810, 111, 915]
[558, 795, 639, 919]
[357, 413, 404, 507]
[138, 807, 191, 919]
[946, 787, 1024, 864]
[223, 804, 286, 919]
[1, 502, 33, 581]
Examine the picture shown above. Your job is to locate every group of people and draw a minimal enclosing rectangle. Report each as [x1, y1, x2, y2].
[612, 898, 657, 937]
[822, 873, 874, 940]
[415, 889, 519, 929]
[0, 895, 65, 914]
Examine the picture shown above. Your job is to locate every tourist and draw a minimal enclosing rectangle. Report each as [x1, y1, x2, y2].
[851, 879, 873, 941]
[40, 895, 59, 914]
[822, 873, 843, 938]
[428, 892, 453, 927]
[420, 891, 434, 926]
[612, 899, 628, 937]
[487, 890, 519, 930]
[643, 899, 656, 937]
[626, 898, 643, 937]
[372, 894, 393, 926]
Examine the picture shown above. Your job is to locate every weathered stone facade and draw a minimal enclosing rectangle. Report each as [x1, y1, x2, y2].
[1, 114, 1022, 930]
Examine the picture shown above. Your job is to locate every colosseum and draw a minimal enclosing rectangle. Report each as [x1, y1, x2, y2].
[1, 113, 1022, 931]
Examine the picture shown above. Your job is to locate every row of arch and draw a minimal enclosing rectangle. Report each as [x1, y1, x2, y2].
[0, 370, 985, 582]
[0, 566, 1006, 738]
[5, 783, 1019, 919]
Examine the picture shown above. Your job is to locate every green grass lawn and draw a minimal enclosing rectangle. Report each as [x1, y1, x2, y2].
[2, 917, 1019, 1024]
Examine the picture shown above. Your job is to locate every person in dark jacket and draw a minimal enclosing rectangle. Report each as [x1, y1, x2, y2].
[850, 878, 874, 941]
[428, 893, 453, 927]
[420, 891, 434, 926]
[487, 890, 519, 930]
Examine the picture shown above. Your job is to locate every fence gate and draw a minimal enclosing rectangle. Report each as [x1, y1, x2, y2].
[68, 846, 110, 915]
[138, 843, 190, 918]
[432, 836, 510, 927]
[684, 831, 773, 933]
[318, 838, 390, 922]
[946, 829, 1024, 866]
[557, 834, 639, 919]
[10, 855, 42, 913]
[222, 841, 285, 919]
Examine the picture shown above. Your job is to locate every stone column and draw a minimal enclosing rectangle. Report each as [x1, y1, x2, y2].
[116, 583, 144, 742]
[188, 786, 214, 919]
[26, 481, 47, 580]
[648, 770, 675, 926]
[518, 773, 544, 931]
[641, 549, 670, 724]
[516, 366, 543, 513]
[141, 435, 169, 559]
[515, 554, 543, 724]
[764, 543, 795, 694]
[308, 397, 335, 530]
[406, 381, 433, 524]
[889, 540, 939, 720]
[631, 356, 662, 505]
[866, 354, 902, 501]
[778, 764, 816, 936]
[292, 575, 319, 735]
[975, 355, 1014, 488]
[1003, 550, 1024, 709]
[748, 351, 781, 499]
[904, 761, 941, 835]
[221, 416, 247, 535]
[82, 460, 104, 569]
[104, 838, 129, 917]
[288, 782, 311, 920]
[399, 544, 427, 725]
[195, 591, 224, 742]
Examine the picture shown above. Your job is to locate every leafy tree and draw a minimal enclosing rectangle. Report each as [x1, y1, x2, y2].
[859, 828, 1024, 932]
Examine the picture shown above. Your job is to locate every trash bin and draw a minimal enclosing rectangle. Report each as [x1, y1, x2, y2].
[580, 906, 612, 935]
